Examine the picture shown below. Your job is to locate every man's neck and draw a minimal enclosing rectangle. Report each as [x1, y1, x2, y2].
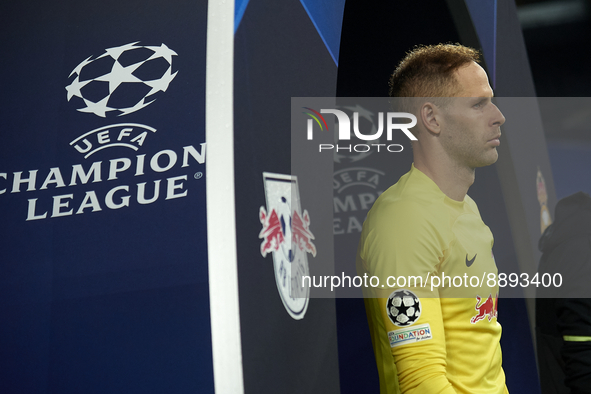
[413, 158, 475, 202]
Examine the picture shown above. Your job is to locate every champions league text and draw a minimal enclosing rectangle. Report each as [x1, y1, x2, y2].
[302, 272, 563, 292]
[0, 144, 205, 221]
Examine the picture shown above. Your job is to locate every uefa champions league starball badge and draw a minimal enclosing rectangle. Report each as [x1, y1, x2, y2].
[259, 173, 316, 320]
[66, 42, 178, 117]
[386, 289, 422, 327]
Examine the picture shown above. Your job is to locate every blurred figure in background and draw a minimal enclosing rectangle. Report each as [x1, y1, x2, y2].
[537, 191, 591, 394]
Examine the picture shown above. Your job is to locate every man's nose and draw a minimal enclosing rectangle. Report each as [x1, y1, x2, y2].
[491, 103, 505, 127]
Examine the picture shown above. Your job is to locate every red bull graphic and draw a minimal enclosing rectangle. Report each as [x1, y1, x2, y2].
[259, 207, 316, 258]
[259, 207, 285, 257]
[470, 293, 499, 324]
[291, 210, 317, 257]
[259, 172, 315, 320]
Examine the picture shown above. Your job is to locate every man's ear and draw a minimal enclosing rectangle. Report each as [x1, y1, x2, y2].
[420, 102, 441, 135]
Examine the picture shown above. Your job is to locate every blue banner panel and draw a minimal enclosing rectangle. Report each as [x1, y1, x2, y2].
[234, 0, 341, 393]
[0, 1, 213, 393]
[299, 0, 347, 64]
[465, 0, 497, 87]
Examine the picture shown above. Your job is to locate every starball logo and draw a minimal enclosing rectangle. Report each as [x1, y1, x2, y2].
[66, 41, 177, 118]
[303, 107, 417, 153]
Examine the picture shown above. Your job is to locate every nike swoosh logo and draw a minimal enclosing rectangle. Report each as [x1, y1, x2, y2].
[466, 253, 477, 267]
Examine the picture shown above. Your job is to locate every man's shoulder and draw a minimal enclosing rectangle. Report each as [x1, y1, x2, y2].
[368, 188, 434, 220]
[367, 170, 447, 223]
[464, 194, 480, 213]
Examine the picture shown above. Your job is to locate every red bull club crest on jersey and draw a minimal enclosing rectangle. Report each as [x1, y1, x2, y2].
[259, 172, 316, 320]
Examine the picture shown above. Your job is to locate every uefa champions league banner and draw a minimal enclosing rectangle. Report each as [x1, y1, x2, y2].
[0, 1, 213, 392]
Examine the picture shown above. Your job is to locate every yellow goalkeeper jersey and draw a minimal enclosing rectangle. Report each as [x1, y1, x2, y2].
[357, 164, 508, 394]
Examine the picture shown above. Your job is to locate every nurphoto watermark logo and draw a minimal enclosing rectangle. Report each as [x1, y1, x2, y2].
[302, 107, 417, 153]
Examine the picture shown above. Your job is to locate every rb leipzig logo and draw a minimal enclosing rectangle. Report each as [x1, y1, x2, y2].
[259, 173, 316, 320]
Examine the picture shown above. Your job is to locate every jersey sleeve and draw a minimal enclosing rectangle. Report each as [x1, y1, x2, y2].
[360, 200, 457, 393]
[554, 238, 591, 393]
[374, 295, 456, 393]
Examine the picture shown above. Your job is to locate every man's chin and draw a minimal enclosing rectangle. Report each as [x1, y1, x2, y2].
[475, 150, 499, 168]
[487, 150, 499, 165]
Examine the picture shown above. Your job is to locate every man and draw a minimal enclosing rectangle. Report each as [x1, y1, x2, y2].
[357, 44, 508, 393]
[537, 191, 591, 394]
